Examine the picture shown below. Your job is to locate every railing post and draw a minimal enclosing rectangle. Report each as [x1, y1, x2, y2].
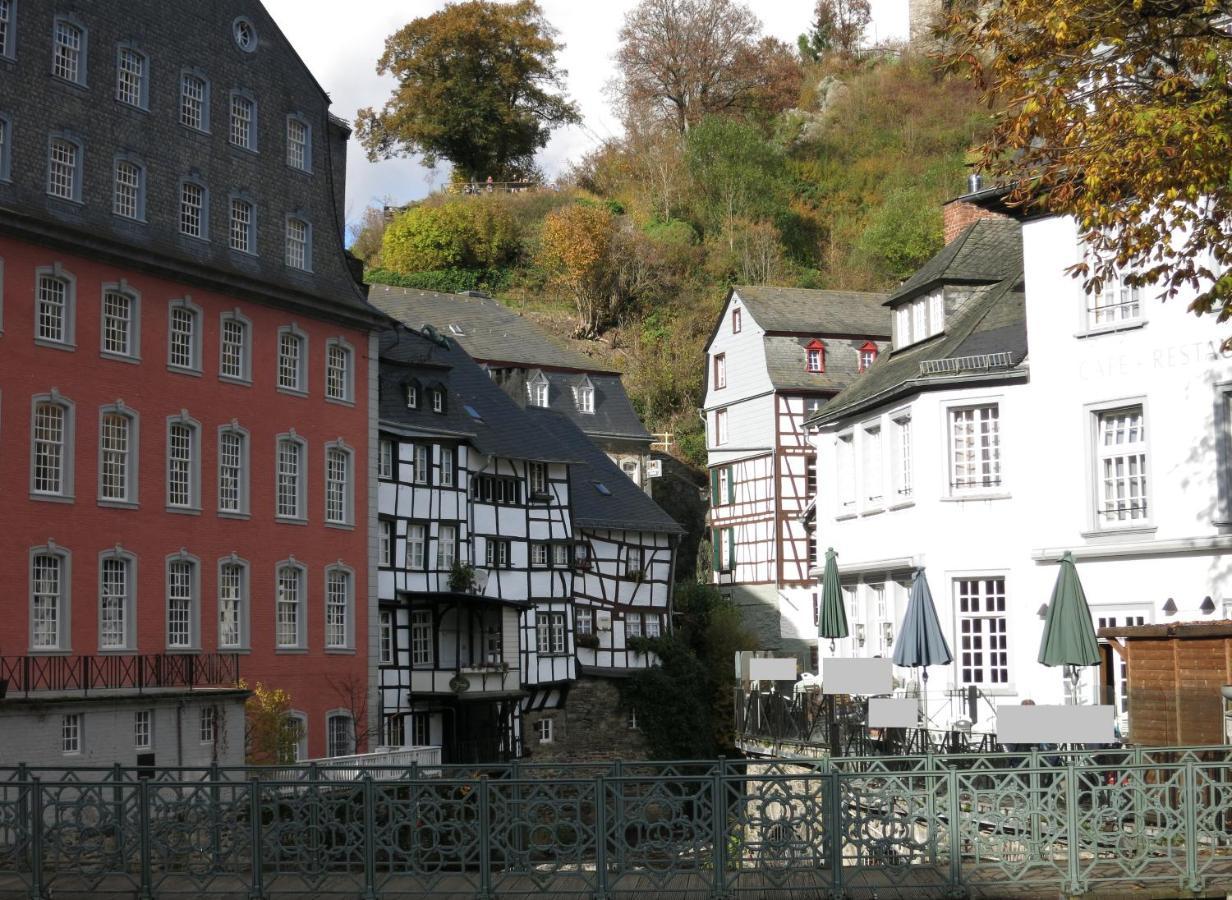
[1183, 760, 1201, 893]
[477, 775, 492, 900]
[946, 767, 961, 891]
[248, 777, 264, 900]
[26, 776, 42, 900]
[83, 655, 91, 697]
[209, 762, 222, 868]
[593, 775, 608, 900]
[613, 759, 625, 872]
[710, 767, 726, 899]
[1064, 761, 1082, 896]
[138, 777, 154, 900]
[926, 764, 939, 865]
[112, 762, 126, 866]
[362, 775, 378, 900]
[828, 768, 843, 896]
[509, 759, 525, 872]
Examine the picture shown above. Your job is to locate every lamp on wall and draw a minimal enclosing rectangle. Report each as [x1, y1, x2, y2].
[1162, 597, 1178, 616]
[882, 622, 894, 648]
[855, 623, 866, 647]
[1037, 604, 1049, 620]
[1200, 596, 1216, 615]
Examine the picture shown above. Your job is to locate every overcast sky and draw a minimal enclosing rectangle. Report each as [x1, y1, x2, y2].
[262, 0, 910, 233]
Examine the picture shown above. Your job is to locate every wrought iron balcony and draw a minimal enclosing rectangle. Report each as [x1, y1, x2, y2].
[0, 653, 240, 698]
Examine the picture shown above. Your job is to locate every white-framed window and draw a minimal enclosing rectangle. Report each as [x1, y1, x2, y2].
[36, 268, 75, 345]
[31, 396, 72, 497]
[0, 0, 12, 60]
[625, 547, 644, 579]
[534, 717, 554, 743]
[167, 299, 202, 372]
[275, 436, 305, 520]
[327, 714, 353, 758]
[485, 539, 511, 568]
[806, 345, 823, 373]
[714, 353, 727, 389]
[836, 433, 855, 512]
[405, 382, 419, 409]
[275, 563, 304, 648]
[717, 466, 731, 505]
[285, 712, 307, 763]
[536, 611, 566, 655]
[180, 71, 209, 131]
[101, 286, 138, 358]
[894, 290, 945, 349]
[956, 577, 1008, 685]
[325, 340, 352, 402]
[219, 311, 250, 382]
[218, 558, 247, 649]
[286, 115, 311, 171]
[166, 415, 199, 509]
[229, 92, 256, 151]
[379, 519, 393, 567]
[134, 710, 152, 750]
[553, 544, 570, 567]
[99, 407, 137, 504]
[217, 426, 248, 515]
[436, 524, 456, 570]
[627, 613, 643, 638]
[112, 158, 144, 220]
[378, 438, 394, 480]
[115, 46, 147, 108]
[47, 136, 81, 201]
[230, 197, 255, 254]
[407, 524, 426, 569]
[325, 567, 351, 649]
[530, 543, 549, 567]
[949, 404, 1001, 492]
[573, 384, 594, 413]
[200, 707, 216, 744]
[529, 461, 548, 495]
[408, 712, 429, 747]
[1088, 276, 1142, 329]
[52, 18, 85, 84]
[233, 17, 258, 52]
[863, 424, 883, 504]
[1094, 404, 1149, 526]
[440, 447, 455, 487]
[431, 387, 445, 413]
[180, 181, 207, 239]
[31, 549, 69, 650]
[717, 527, 733, 573]
[285, 217, 310, 271]
[99, 551, 134, 650]
[378, 610, 393, 664]
[892, 414, 912, 499]
[277, 327, 307, 393]
[324, 443, 352, 525]
[166, 555, 198, 649]
[413, 444, 429, 485]
[411, 609, 433, 666]
[576, 607, 593, 635]
[527, 373, 549, 407]
[714, 408, 728, 446]
[62, 713, 81, 755]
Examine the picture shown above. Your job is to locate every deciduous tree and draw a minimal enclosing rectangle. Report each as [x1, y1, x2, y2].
[242, 681, 304, 765]
[538, 203, 621, 338]
[799, 0, 872, 60]
[945, 0, 1232, 329]
[355, 1, 579, 182]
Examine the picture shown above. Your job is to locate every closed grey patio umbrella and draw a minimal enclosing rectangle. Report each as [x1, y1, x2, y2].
[1038, 551, 1100, 703]
[817, 548, 849, 652]
[893, 567, 953, 686]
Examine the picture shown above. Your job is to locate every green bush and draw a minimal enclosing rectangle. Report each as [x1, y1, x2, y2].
[381, 197, 523, 273]
[365, 267, 512, 294]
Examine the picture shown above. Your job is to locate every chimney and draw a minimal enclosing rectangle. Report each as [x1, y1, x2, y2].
[942, 174, 1006, 244]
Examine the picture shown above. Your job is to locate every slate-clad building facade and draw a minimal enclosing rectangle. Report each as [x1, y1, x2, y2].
[0, 0, 381, 763]
[376, 326, 681, 763]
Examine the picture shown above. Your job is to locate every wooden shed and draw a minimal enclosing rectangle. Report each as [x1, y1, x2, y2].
[1098, 621, 1232, 746]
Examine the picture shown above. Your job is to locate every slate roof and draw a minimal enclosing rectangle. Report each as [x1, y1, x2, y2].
[732, 286, 892, 336]
[493, 368, 652, 443]
[763, 336, 889, 393]
[369, 285, 610, 372]
[809, 277, 1027, 426]
[378, 327, 580, 464]
[887, 219, 1023, 305]
[527, 409, 684, 535]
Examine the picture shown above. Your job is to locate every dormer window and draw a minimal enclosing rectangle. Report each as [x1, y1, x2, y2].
[858, 342, 879, 373]
[805, 340, 825, 374]
[894, 289, 945, 349]
[405, 381, 419, 409]
[527, 372, 549, 408]
[572, 379, 595, 414]
[431, 386, 445, 414]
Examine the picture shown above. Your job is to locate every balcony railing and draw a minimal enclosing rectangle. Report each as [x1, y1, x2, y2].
[0, 653, 240, 697]
[269, 746, 443, 783]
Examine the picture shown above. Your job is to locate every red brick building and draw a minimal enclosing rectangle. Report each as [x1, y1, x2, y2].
[0, 2, 381, 761]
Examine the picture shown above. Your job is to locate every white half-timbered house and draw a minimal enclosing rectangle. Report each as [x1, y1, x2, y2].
[377, 326, 683, 763]
[703, 286, 890, 667]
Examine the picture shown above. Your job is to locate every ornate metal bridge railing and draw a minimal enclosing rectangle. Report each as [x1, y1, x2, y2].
[1, 754, 1231, 898]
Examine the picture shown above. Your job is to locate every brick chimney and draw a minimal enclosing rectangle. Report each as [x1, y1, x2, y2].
[942, 174, 1008, 244]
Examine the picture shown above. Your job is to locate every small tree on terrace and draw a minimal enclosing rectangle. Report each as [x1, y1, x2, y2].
[243, 681, 304, 765]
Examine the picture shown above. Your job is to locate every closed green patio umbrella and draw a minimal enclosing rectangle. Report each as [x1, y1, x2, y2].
[817, 547, 848, 652]
[893, 567, 953, 686]
[1038, 551, 1100, 703]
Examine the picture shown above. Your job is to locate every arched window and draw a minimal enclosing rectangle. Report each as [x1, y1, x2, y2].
[115, 43, 148, 109]
[325, 338, 353, 402]
[99, 547, 137, 650]
[101, 281, 140, 360]
[98, 402, 138, 505]
[324, 441, 353, 526]
[324, 565, 353, 649]
[276, 325, 308, 393]
[275, 433, 306, 520]
[275, 561, 306, 648]
[30, 543, 71, 651]
[217, 554, 249, 649]
[165, 551, 200, 649]
[31, 391, 74, 498]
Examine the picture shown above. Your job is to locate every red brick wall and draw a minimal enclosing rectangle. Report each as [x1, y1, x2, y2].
[0, 235, 370, 758]
[942, 199, 1007, 245]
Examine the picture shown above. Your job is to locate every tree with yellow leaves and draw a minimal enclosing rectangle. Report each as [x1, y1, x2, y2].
[241, 681, 304, 765]
[538, 203, 621, 338]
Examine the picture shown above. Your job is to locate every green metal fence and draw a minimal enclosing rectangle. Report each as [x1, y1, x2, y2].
[1, 753, 1231, 898]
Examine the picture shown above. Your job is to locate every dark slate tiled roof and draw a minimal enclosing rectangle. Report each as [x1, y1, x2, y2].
[493, 369, 652, 443]
[887, 219, 1023, 304]
[527, 410, 684, 534]
[378, 328, 580, 464]
[809, 278, 1027, 426]
[733, 286, 891, 336]
[369, 285, 610, 372]
[763, 336, 890, 393]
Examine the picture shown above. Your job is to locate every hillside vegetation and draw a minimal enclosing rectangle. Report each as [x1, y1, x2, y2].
[357, 53, 989, 469]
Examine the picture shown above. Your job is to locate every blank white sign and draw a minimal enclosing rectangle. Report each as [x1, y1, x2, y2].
[748, 657, 797, 682]
[996, 704, 1116, 745]
[823, 657, 893, 695]
[869, 698, 919, 728]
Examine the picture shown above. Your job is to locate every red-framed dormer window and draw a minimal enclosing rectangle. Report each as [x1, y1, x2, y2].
[858, 341, 879, 373]
[805, 339, 825, 373]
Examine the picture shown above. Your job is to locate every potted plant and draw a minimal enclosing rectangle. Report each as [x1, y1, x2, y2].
[575, 633, 600, 650]
[449, 562, 477, 594]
